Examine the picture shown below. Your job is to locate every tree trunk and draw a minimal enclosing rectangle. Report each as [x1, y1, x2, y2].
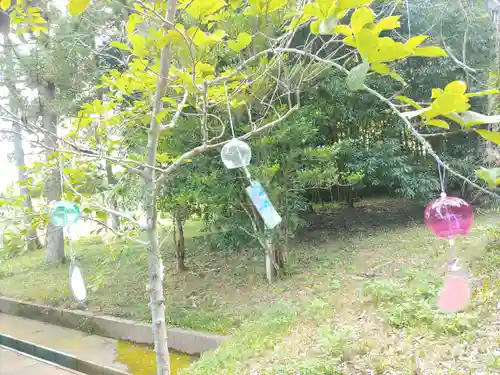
[42, 81, 65, 264]
[2, 32, 42, 251]
[13, 119, 42, 251]
[144, 1, 177, 374]
[265, 237, 285, 283]
[173, 214, 186, 272]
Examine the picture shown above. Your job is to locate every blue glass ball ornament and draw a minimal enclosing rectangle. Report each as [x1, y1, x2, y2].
[50, 201, 81, 227]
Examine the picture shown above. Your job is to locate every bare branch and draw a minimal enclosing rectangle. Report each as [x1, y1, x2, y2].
[155, 102, 300, 188]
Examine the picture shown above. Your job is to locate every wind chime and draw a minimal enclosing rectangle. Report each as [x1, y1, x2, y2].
[49, 156, 87, 303]
[220, 85, 282, 229]
[424, 165, 473, 313]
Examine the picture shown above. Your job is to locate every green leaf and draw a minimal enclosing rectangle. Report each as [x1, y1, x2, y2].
[126, 13, 142, 35]
[334, 24, 352, 37]
[370, 63, 405, 84]
[318, 16, 338, 34]
[337, 0, 373, 12]
[444, 81, 467, 95]
[413, 46, 447, 58]
[356, 28, 378, 60]
[476, 130, 500, 145]
[401, 108, 427, 119]
[0, 0, 11, 11]
[476, 167, 500, 188]
[247, 0, 287, 15]
[182, 0, 226, 20]
[425, 119, 449, 129]
[405, 35, 428, 49]
[350, 7, 375, 34]
[109, 41, 132, 52]
[68, 0, 90, 16]
[466, 89, 499, 98]
[227, 32, 252, 52]
[375, 16, 400, 34]
[129, 34, 148, 56]
[157, 153, 172, 163]
[395, 95, 422, 109]
[431, 88, 444, 98]
[460, 111, 500, 128]
[346, 61, 369, 91]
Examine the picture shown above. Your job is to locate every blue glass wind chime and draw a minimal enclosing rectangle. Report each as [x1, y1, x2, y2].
[220, 85, 282, 229]
[49, 156, 86, 303]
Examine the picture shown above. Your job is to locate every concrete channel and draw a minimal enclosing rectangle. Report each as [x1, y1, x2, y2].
[0, 296, 229, 374]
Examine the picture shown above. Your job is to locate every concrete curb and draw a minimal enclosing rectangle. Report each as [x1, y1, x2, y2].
[0, 336, 128, 375]
[0, 296, 228, 355]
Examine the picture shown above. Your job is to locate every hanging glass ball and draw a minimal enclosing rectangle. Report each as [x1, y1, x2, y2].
[50, 201, 81, 227]
[221, 139, 252, 169]
[424, 194, 473, 239]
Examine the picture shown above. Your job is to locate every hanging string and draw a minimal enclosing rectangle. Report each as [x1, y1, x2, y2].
[436, 160, 457, 265]
[437, 160, 446, 196]
[58, 153, 74, 261]
[224, 82, 251, 180]
[224, 82, 236, 138]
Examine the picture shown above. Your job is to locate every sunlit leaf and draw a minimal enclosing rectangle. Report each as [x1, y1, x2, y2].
[337, 0, 373, 12]
[318, 16, 337, 34]
[181, 0, 226, 20]
[395, 95, 422, 109]
[370, 38, 409, 63]
[466, 89, 499, 98]
[476, 167, 500, 188]
[346, 61, 369, 91]
[405, 35, 428, 49]
[425, 119, 449, 129]
[401, 108, 427, 119]
[109, 41, 132, 52]
[227, 32, 252, 52]
[0, 0, 11, 11]
[444, 81, 467, 95]
[370, 62, 404, 83]
[126, 13, 142, 35]
[247, 0, 287, 15]
[350, 7, 375, 34]
[334, 24, 352, 36]
[413, 46, 447, 58]
[431, 88, 444, 98]
[476, 130, 500, 145]
[460, 111, 500, 128]
[68, 0, 90, 16]
[375, 16, 400, 34]
[356, 28, 378, 60]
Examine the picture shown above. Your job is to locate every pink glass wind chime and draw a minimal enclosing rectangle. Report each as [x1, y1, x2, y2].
[424, 167, 474, 313]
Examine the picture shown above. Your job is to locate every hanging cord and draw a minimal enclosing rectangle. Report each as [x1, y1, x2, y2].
[224, 82, 251, 180]
[437, 161, 447, 196]
[58, 153, 74, 262]
[437, 161, 457, 265]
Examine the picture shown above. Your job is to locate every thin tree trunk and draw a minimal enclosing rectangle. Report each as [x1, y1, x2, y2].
[42, 81, 65, 264]
[13, 119, 42, 251]
[144, 1, 177, 374]
[2, 32, 42, 251]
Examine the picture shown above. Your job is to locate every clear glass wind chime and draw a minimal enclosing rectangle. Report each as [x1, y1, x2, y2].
[424, 165, 473, 313]
[220, 85, 282, 229]
[49, 155, 86, 303]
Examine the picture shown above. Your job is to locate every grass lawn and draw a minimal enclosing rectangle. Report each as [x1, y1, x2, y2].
[0, 198, 499, 374]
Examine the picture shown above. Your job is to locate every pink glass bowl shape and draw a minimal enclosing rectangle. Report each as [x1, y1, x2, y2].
[424, 195, 473, 239]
